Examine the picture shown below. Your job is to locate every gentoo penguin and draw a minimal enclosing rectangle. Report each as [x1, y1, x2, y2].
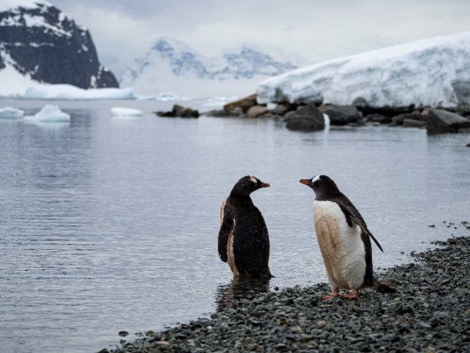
[300, 175, 383, 300]
[218, 176, 272, 279]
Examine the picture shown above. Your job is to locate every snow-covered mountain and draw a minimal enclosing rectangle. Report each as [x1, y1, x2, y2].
[120, 37, 297, 98]
[0, 0, 118, 96]
[257, 31, 470, 111]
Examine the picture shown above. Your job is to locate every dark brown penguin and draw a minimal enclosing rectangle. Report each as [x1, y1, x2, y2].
[300, 175, 383, 299]
[218, 176, 272, 279]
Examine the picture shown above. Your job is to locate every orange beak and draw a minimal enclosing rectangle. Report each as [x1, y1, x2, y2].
[299, 179, 311, 185]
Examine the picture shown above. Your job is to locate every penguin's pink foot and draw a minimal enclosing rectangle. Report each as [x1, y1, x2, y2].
[322, 289, 339, 301]
[340, 289, 359, 299]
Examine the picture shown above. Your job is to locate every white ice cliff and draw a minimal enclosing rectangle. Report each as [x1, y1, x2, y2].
[257, 32, 470, 110]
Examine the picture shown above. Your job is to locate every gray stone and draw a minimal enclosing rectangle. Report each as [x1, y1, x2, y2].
[223, 93, 258, 113]
[426, 109, 470, 134]
[402, 118, 426, 128]
[285, 104, 325, 131]
[270, 104, 289, 116]
[156, 104, 199, 118]
[246, 105, 269, 118]
[365, 113, 390, 124]
[319, 105, 362, 125]
[392, 112, 424, 125]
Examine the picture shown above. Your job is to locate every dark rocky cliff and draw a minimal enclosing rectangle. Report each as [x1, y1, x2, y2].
[0, 1, 118, 88]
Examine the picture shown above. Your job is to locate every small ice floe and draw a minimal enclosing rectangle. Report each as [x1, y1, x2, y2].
[154, 91, 189, 102]
[25, 105, 71, 123]
[110, 107, 143, 118]
[0, 106, 24, 120]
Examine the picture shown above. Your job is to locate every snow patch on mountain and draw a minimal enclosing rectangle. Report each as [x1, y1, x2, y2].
[0, 0, 47, 13]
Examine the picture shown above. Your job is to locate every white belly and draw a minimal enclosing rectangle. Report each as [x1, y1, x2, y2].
[227, 220, 239, 276]
[313, 200, 366, 290]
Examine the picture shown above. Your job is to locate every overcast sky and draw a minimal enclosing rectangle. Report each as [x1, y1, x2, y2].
[49, 0, 470, 77]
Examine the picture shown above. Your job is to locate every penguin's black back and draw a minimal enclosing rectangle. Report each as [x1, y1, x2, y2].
[218, 176, 271, 279]
[228, 194, 271, 278]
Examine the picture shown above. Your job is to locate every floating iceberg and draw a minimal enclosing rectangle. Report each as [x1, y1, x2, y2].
[257, 31, 470, 110]
[24, 84, 136, 100]
[25, 105, 71, 122]
[110, 107, 143, 117]
[0, 106, 24, 119]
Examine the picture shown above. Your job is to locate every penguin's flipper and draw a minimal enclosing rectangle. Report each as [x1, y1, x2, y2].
[218, 200, 233, 262]
[362, 227, 384, 253]
[351, 213, 384, 252]
[338, 202, 384, 252]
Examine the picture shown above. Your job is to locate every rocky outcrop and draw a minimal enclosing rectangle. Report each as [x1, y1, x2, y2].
[205, 93, 470, 136]
[0, 2, 118, 88]
[156, 104, 199, 118]
[208, 94, 270, 119]
[426, 109, 470, 134]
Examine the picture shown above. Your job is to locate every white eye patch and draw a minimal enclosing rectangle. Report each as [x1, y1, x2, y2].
[249, 176, 258, 184]
[312, 175, 321, 183]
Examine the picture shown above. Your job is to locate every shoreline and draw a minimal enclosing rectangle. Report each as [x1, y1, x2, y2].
[102, 223, 470, 353]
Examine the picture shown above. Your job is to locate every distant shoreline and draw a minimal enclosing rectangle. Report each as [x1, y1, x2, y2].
[103, 221, 470, 353]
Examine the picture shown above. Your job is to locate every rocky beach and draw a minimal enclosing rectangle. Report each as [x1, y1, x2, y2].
[102, 221, 470, 353]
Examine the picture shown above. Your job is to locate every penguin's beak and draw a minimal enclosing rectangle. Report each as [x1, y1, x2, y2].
[299, 179, 311, 186]
[260, 182, 270, 188]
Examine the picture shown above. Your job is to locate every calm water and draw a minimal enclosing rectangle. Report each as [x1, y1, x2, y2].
[0, 99, 469, 353]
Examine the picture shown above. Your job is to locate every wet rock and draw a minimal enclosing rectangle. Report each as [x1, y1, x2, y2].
[319, 104, 362, 125]
[365, 113, 391, 124]
[392, 112, 425, 125]
[285, 104, 325, 131]
[246, 105, 269, 118]
[270, 103, 290, 116]
[204, 109, 243, 117]
[156, 104, 199, 118]
[223, 93, 258, 114]
[402, 118, 426, 128]
[426, 109, 470, 134]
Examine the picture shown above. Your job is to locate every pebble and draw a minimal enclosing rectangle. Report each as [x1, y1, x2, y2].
[103, 226, 470, 353]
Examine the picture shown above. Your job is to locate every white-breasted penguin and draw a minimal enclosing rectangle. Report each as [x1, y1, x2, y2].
[300, 175, 383, 300]
[218, 176, 272, 279]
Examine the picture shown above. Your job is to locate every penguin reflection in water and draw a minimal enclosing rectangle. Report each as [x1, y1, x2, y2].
[300, 175, 384, 300]
[218, 176, 272, 279]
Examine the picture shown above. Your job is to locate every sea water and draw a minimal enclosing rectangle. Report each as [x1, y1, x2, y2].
[0, 99, 469, 353]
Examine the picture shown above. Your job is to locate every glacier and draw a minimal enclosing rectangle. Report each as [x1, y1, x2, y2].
[0, 64, 135, 99]
[257, 32, 470, 110]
